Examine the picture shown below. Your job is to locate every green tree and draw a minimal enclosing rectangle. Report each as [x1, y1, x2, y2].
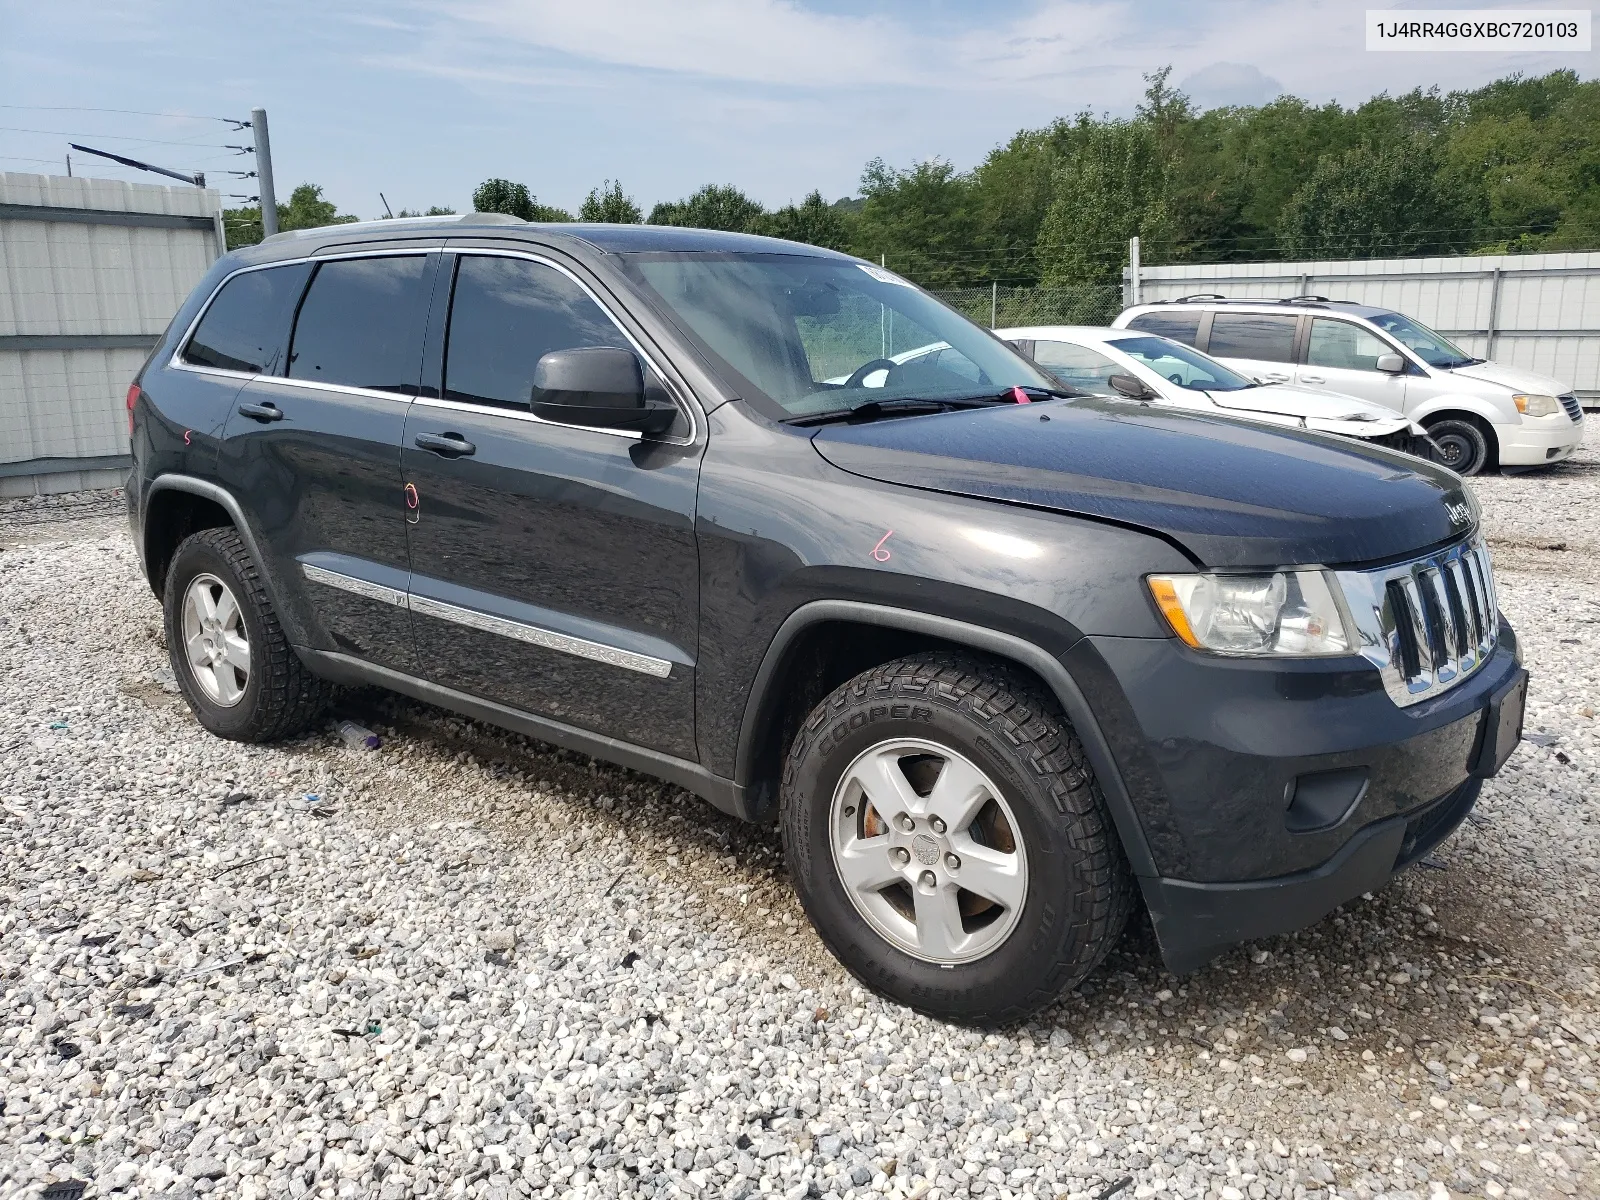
[850, 158, 979, 287]
[751, 190, 853, 250]
[1277, 142, 1466, 258]
[1035, 121, 1171, 284]
[471, 179, 570, 222]
[580, 180, 642, 223]
[222, 183, 357, 249]
[648, 183, 765, 231]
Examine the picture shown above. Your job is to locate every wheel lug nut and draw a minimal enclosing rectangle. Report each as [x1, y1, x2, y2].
[945, 853, 960, 870]
[918, 871, 936, 890]
[892, 847, 911, 865]
[930, 817, 947, 835]
[896, 814, 915, 833]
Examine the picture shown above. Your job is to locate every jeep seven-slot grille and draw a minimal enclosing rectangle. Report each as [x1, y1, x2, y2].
[1560, 393, 1582, 422]
[1336, 537, 1498, 708]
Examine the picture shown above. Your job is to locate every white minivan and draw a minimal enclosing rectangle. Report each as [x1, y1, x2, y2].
[1112, 297, 1583, 476]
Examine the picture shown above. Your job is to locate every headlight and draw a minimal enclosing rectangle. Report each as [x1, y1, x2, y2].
[1147, 570, 1351, 656]
[1514, 393, 1560, 417]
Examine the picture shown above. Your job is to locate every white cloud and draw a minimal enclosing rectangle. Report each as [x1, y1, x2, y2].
[1179, 61, 1283, 108]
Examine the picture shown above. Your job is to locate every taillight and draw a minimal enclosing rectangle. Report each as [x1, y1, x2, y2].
[126, 383, 142, 438]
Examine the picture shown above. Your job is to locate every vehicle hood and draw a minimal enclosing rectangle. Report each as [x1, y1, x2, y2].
[1445, 360, 1571, 396]
[810, 398, 1473, 569]
[1206, 383, 1400, 424]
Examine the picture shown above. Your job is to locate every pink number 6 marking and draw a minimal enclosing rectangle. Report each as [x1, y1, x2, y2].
[872, 530, 894, 562]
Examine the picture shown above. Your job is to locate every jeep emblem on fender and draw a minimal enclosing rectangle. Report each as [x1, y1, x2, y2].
[1446, 500, 1472, 526]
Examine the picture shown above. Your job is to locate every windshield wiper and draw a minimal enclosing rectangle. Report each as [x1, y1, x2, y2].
[787, 385, 1081, 428]
[788, 396, 1005, 427]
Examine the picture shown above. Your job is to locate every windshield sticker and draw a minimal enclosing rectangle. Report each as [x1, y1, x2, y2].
[857, 263, 915, 288]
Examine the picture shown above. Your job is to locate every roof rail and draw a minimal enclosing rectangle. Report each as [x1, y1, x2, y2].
[1282, 293, 1331, 303]
[1169, 293, 1226, 303]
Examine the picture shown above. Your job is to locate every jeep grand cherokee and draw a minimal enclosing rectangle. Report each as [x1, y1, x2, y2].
[125, 215, 1526, 1025]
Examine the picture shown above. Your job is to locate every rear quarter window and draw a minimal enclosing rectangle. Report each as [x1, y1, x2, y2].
[1125, 311, 1201, 346]
[183, 263, 311, 374]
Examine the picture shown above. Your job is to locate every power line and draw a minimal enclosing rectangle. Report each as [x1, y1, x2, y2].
[0, 104, 242, 123]
[0, 125, 238, 147]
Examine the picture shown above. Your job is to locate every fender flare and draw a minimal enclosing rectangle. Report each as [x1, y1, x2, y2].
[142, 474, 309, 645]
[734, 599, 1159, 877]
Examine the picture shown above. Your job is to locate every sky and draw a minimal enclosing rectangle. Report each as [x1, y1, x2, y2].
[0, 0, 1594, 219]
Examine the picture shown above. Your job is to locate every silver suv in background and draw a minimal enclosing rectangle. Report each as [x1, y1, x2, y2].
[1113, 297, 1584, 476]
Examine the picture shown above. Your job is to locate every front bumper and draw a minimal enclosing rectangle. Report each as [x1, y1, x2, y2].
[1498, 415, 1583, 466]
[1066, 624, 1526, 973]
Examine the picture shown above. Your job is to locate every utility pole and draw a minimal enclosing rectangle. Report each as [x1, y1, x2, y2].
[252, 107, 278, 238]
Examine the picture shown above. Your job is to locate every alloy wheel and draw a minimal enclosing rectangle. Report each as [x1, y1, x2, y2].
[829, 738, 1028, 964]
[181, 572, 251, 707]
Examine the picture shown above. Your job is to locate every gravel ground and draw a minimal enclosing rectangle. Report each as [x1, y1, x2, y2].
[3, 433, 1600, 1200]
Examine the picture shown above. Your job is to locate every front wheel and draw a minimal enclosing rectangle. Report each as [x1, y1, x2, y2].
[1425, 417, 1493, 476]
[780, 653, 1133, 1025]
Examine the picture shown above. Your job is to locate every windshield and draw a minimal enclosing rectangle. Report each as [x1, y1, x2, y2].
[1109, 334, 1257, 392]
[619, 252, 1057, 418]
[1368, 312, 1477, 369]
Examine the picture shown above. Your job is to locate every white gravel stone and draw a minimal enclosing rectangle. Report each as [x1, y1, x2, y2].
[5, 435, 1600, 1199]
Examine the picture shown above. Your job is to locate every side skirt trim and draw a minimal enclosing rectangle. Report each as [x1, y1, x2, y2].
[293, 647, 749, 820]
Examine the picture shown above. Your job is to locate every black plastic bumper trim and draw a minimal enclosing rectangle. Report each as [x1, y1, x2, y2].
[1142, 776, 1481, 975]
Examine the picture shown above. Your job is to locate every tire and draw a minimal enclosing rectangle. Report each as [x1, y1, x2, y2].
[162, 526, 330, 741]
[780, 652, 1134, 1025]
[1425, 417, 1493, 476]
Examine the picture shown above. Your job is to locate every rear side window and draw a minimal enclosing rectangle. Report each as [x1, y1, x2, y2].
[443, 255, 631, 409]
[287, 255, 430, 393]
[1125, 311, 1201, 345]
[1031, 341, 1121, 393]
[1207, 314, 1298, 363]
[183, 263, 311, 374]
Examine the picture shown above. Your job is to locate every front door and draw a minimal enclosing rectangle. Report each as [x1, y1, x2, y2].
[1295, 317, 1411, 413]
[217, 249, 436, 672]
[401, 250, 701, 759]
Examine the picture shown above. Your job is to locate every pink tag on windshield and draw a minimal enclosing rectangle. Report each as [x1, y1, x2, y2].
[1010, 387, 1032, 404]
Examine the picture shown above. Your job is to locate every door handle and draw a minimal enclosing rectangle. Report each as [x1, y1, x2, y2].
[1263, 372, 1292, 382]
[237, 401, 283, 422]
[414, 432, 476, 457]
[1300, 374, 1325, 384]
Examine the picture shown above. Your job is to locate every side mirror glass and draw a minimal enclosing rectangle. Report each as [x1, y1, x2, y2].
[1108, 373, 1154, 401]
[1375, 352, 1405, 374]
[530, 347, 677, 434]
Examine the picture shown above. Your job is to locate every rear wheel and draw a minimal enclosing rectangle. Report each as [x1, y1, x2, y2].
[163, 527, 330, 741]
[1425, 416, 1493, 476]
[780, 652, 1133, 1025]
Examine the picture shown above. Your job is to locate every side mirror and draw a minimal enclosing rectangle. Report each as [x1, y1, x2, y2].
[1375, 352, 1405, 374]
[530, 347, 677, 434]
[1108, 373, 1154, 401]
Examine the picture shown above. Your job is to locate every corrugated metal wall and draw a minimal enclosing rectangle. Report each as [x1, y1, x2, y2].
[1128, 252, 1600, 405]
[0, 172, 223, 496]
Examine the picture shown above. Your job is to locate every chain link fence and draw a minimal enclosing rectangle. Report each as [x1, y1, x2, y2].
[931, 283, 1126, 331]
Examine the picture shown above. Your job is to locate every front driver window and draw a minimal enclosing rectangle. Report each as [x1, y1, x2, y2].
[1030, 341, 1122, 394]
[1307, 319, 1394, 372]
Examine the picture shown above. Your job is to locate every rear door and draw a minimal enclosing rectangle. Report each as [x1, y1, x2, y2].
[216, 248, 437, 672]
[1203, 312, 1302, 384]
[400, 248, 701, 759]
[1296, 317, 1410, 412]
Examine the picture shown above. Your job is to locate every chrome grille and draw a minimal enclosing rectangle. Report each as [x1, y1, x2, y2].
[1560, 393, 1582, 422]
[1336, 536, 1498, 708]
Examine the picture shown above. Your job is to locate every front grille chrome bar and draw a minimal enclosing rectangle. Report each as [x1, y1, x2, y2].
[1336, 535, 1499, 708]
